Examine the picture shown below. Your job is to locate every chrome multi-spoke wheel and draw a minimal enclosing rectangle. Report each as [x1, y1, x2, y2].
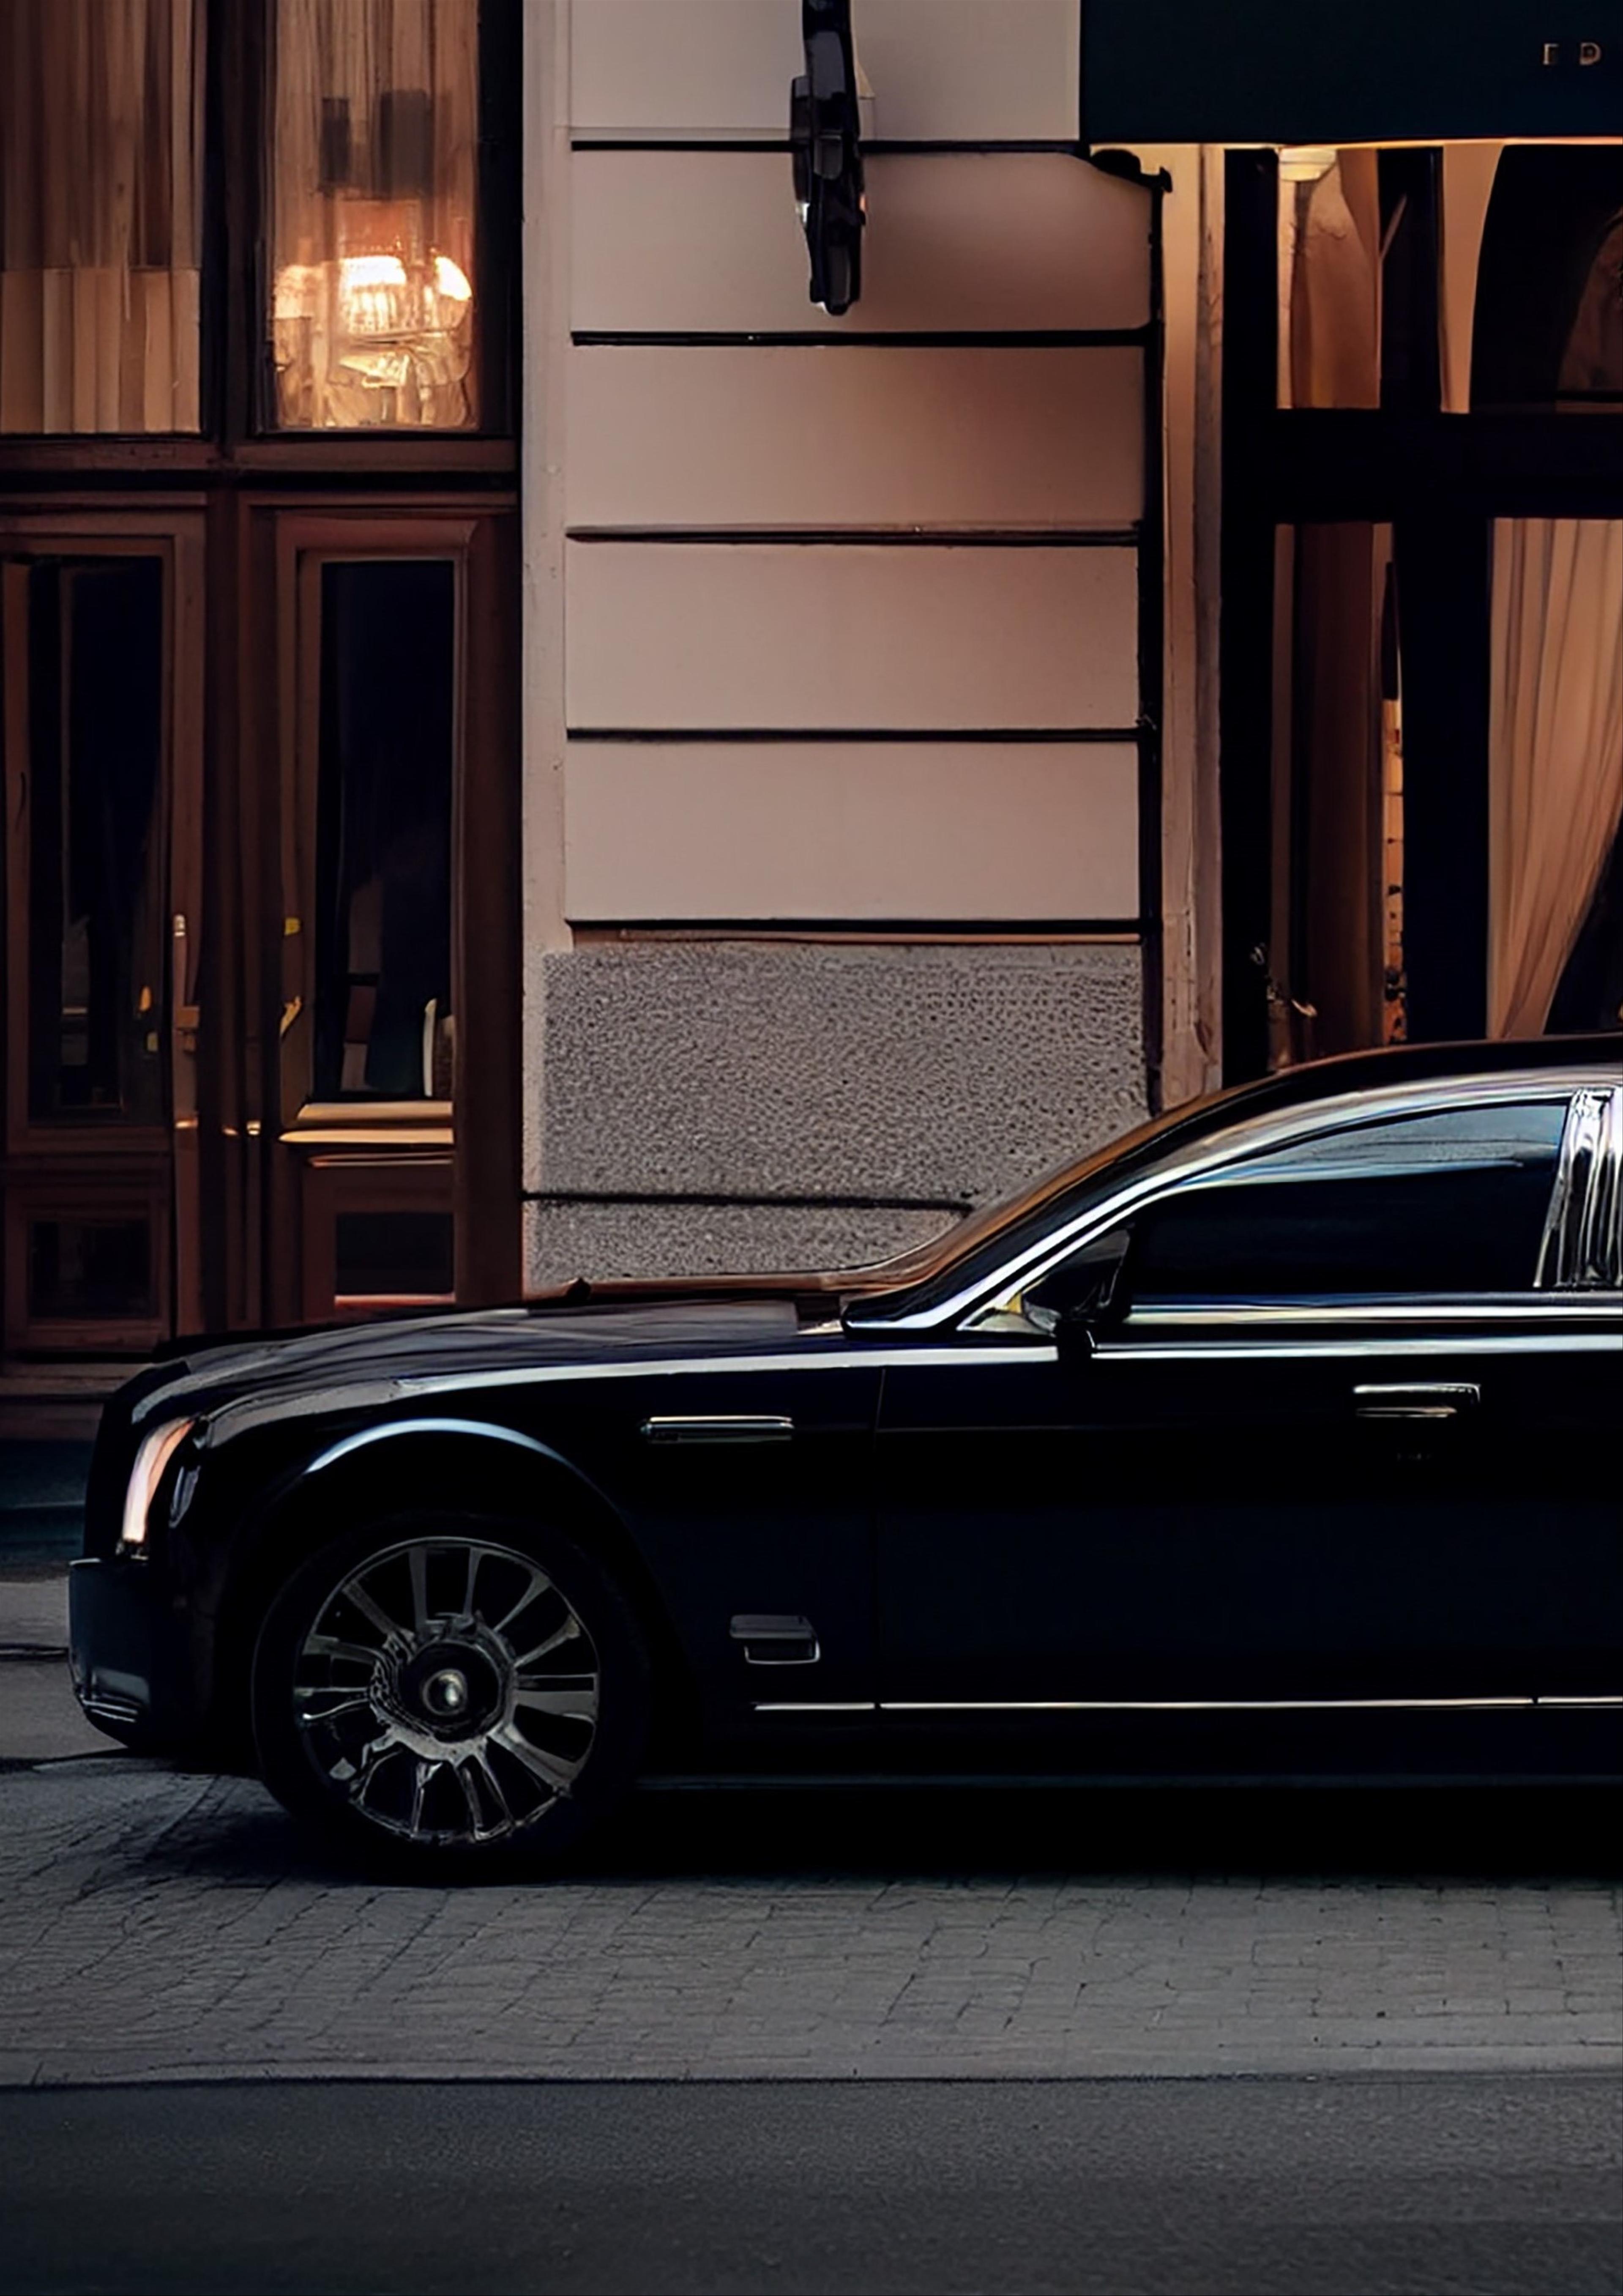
[292, 1537, 600, 1846]
[253, 1512, 649, 1872]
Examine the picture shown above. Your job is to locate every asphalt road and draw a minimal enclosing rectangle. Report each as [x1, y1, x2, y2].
[3, 2075, 1619, 2295]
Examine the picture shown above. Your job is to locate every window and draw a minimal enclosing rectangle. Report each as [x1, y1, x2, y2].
[269, 0, 480, 430]
[1125, 1100, 1571, 1304]
[28, 1216, 155, 1322]
[313, 559, 455, 1100]
[1473, 146, 1623, 412]
[0, 0, 205, 434]
[9, 558, 167, 1126]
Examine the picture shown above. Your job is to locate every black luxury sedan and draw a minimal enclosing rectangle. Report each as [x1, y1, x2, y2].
[71, 1036, 1623, 1872]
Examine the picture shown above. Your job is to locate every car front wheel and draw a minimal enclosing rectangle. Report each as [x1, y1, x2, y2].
[251, 1510, 650, 1875]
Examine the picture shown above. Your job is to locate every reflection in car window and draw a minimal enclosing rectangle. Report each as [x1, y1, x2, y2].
[1128, 1100, 1570, 1303]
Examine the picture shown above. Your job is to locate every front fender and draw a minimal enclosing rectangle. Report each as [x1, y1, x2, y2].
[208, 1413, 693, 1756]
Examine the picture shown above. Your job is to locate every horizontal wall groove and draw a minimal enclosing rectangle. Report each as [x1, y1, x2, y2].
[565, 725, 1149, 745]
[525, 1189, 973, 1214]
[565, 527, 1141, 549]
[569, 920, 1145, 939]
[570, 139, 1087, 157]
[571, 328, 1152, 350]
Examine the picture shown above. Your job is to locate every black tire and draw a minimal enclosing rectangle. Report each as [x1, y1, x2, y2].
[251, 1508, 650, 1878]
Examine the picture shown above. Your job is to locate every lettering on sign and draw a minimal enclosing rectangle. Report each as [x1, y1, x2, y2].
[1541, 37, 1606, 63]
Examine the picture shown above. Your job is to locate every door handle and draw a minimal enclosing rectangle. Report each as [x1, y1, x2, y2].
[1353, 1382, 1481, 1421]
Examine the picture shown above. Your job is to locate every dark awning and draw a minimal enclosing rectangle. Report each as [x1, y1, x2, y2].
[1080, 0, 1622, 145]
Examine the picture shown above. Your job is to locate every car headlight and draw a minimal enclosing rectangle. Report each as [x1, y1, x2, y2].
[118, 1419, 197, 1554]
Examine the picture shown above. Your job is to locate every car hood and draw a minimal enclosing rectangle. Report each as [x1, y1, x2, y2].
[125, 1286, 839, 1439]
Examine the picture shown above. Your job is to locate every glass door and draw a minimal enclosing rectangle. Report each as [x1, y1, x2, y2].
[0, 517, 204, 1354]
[260, 507, 516, 1326]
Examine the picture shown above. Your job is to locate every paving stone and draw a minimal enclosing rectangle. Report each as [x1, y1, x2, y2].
[0, 1762, 1618, 2086]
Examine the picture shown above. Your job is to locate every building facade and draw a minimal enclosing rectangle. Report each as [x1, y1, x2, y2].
[1, 0, 1618, 1405]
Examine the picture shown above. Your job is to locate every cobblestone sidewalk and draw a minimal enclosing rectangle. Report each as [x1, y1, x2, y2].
[2, 1760, 1619, 2088]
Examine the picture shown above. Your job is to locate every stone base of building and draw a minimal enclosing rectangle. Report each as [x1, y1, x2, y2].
[525, 941, 1147, 1286]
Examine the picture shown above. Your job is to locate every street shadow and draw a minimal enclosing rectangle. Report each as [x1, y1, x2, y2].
[124, 1763, 1623, 1892]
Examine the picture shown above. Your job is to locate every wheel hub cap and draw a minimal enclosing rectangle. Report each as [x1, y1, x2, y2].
[290, 1536, 601, 1847]
[398, 1642, 505, 1737]
[424, 1667, 468, 1718]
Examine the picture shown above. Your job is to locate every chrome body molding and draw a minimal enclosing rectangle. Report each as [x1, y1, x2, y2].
[393, 1345, 1060, 1401]
[753, 1695, 1623, 1716]
[642, 1414, 794, 1443]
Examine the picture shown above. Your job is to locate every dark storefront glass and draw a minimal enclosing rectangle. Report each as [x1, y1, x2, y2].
[25, 558, 166, 1126]
[334, 1209, 454, 1300]
[314, 558, 454, 1101]
[27, 1217, 155, 1321]
[1473, 145, 1623, 410]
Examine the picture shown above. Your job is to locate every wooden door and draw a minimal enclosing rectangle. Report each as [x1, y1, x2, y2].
[0, 515, 205, 1357]
[252, 504, 518, 1327]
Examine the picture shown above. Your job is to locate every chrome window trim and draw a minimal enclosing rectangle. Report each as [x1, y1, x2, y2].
[1092, 1332, 1620, 1362]
[1121, 1297, 1623, 1330]
[1539, 1084, 1623, 1292]
[844, 1069, 1603, 1338]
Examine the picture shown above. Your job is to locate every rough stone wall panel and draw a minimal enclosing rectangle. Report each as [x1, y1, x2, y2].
[525, 1199, 959, 1286]
[533, 941, 1147, 1208]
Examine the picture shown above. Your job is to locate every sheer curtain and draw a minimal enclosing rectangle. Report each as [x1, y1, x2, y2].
[0, 0, 204, 434]
[1277, 150, 1382, 410]
[270, 0, 480, 429]
[1489, 519, 1623, 1037]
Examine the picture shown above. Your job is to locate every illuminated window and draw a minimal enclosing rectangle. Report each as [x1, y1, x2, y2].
[269, 0, 480, 431]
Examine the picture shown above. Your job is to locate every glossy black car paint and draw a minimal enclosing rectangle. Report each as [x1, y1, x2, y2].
[71, 1036, 1623, 1784]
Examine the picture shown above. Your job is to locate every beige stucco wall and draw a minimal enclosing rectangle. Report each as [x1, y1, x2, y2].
[522, 0, 1165, 1283]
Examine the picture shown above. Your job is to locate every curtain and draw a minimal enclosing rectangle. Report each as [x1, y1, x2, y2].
[270, 0, 480, 430]
[1439, 144, 1503, 414]
[1277, 151, 1382, 410]
[0, 0, 204, 433]
[1489, 519, 1623, 1037]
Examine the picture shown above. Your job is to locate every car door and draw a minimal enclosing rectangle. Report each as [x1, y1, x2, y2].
[874, 1081, 1623, 1717]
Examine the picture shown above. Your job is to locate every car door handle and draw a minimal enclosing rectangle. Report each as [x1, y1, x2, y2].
[1353, 1382, 1481, 1420]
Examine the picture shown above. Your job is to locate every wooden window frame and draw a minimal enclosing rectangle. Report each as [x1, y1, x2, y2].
[3, 1173, 172, 1357]
[0, 0, 519, 472]
[300, 1151, 455, 1323]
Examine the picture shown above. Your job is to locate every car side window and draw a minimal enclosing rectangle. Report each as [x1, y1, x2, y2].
[1123, 1100, 1571, 1306]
